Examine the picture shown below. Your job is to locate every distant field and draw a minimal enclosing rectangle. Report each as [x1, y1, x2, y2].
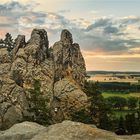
[88, 74, 139, 83]
[102, 92, 140, 98]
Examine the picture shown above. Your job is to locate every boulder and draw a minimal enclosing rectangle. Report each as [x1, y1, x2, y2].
[31, 121, 140, 140]
[50, 78, 87, 123]
[0, 121, 46, 140]
[0, 121, 140, 140]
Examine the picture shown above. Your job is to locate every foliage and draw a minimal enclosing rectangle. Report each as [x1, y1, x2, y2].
[115, 116, 126, 135]
[127, 97, 138, 110]
[100, 82, 140, 93]
[125, 113, 139, 134]
[106, 96, 127, 110]
[71, 109, 92, 124]
[26, 79, 50, 125]
[72, 81, 112, 130]
[0, 33, 15, 53]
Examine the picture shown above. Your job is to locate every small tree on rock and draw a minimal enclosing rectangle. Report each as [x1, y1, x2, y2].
[26, 79, 50, 125]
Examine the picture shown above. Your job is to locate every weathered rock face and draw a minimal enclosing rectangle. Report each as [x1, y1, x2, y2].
[0, 29, 87, 129]
[0, 121, 139, 140]
[12, 35, 26, 58]
[53, 29, 86, 87]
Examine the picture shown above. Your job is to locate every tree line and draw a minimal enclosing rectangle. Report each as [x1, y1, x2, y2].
[106, 96, 138, 110]
[100, 82, 140, 93]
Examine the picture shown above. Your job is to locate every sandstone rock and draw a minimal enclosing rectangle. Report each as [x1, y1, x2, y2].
[53, 29, 86, 87]
[31, 121, 140, 140]
[12, 35, 26, 59]
[61, 29, 73, 45]
[0, 121, 46, 140]
[0, 48, 11, 63]
[1, 121, 140, 140]
[25, 28, 49, 63]
[51, 78, 87, 123]
[0, 28, 87, 128]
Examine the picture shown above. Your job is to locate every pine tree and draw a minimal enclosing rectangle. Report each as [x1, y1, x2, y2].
[26, 80, 50, 125]
[84, 81, 112, 128]
[4, 33, 14, 52]
[125, 113, 138, 134]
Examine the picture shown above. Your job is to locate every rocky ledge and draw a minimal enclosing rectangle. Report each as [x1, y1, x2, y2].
[0, 121, 140, 140]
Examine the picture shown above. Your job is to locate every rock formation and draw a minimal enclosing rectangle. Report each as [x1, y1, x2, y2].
[0, 121, 46, 140]
[0, 121, 139, 140]
[0, 29, 87, 129]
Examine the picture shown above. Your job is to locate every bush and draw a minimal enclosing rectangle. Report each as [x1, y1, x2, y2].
[106, 96, 127, 110]
[127, 97, 138, 110]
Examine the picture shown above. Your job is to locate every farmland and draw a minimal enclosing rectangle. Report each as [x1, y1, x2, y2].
[86, 71, 140, 120]
[87, 71, 140, 84]
[103, 92, 140, 98]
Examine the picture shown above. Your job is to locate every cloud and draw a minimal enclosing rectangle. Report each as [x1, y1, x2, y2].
[120, 16, 140, 25]
[103, 26, 119, 34]
[0, 1, 140, 58]
[86, 18, 112, 31]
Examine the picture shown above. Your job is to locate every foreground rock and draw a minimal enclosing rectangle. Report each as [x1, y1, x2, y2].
[0, 121, 46, 140]
[0, 121, 140, 140]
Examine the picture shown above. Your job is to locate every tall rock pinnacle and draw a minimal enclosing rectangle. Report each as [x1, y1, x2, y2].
[60, 29, 73, 45]
[53, 29, 86, 87]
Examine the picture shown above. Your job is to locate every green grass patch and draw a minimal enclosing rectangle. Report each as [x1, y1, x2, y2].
[102, 92, 140, 99]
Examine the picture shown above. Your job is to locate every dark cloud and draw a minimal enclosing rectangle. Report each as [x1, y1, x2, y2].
[103, 26, 119, 34]
[86, 18, 112, 31]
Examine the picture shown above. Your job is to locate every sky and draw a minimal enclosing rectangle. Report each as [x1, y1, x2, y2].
[0, 0, 140, 71]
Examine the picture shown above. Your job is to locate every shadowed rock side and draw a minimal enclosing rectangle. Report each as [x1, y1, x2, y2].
[0, 29, 87, 129]
[0, 121, 139, 140]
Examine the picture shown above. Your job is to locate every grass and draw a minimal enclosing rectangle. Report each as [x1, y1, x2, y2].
[102, 92, 140, 99]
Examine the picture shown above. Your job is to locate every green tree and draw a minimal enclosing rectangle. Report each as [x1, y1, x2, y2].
[84, 81, 112, 128]
[127, 97, 138, 110]
[4, 33, 14, 52]
[125, 113, 139, 134]
[115, 116, 126, 135]
[106, 96, 127, 110]
[26, 79, 50, 125]
[71, 109, 92, 124]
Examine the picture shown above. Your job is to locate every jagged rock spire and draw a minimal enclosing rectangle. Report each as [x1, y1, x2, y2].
[61, 29, 73, 45]
[12, 35, 25, 58]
